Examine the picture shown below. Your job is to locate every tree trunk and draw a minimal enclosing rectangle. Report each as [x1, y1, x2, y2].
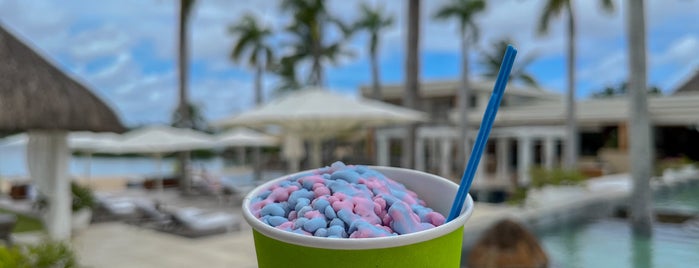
[370, 43, 381, 100]
[177, 0, 192, 194]
[254, 59, 263, 105]
[403, 0, 420, 169]
[177, 0, 190, 125]
[627, 0, 653, 237]
[457, 28, 471, 175]
[253, 60, 263, 181]
[563, 4, 578, 171]
[310, 20, 323, 86]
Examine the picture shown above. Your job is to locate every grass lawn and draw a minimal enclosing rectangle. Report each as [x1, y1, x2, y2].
[0, 208, 44, 233]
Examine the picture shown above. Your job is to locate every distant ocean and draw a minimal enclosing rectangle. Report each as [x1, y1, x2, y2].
[0, 146, 224, 180]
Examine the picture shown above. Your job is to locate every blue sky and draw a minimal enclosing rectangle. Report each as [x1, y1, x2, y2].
[0, 0, 697, 127]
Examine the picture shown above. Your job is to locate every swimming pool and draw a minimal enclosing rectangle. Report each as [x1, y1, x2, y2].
[539, 182, 699, 268]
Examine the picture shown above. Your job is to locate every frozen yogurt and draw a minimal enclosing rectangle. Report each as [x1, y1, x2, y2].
[249, 162, 446, 238]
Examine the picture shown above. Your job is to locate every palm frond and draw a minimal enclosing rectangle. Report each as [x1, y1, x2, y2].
[537, 0, 567, 35]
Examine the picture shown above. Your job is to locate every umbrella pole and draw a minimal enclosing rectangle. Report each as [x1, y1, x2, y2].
[237, 147, 246, 166]
[289, 157, 300, 173]
[155, 153, 163, 195]
[84, 152, 92, 189]
[310, 138, 322, 168]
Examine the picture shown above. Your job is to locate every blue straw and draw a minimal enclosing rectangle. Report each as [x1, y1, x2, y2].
[447, 45, 517, 221]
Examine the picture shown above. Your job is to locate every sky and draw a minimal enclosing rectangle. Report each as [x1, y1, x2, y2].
[0, 0, 697, 127]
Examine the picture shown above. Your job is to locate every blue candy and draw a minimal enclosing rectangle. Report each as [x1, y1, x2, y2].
[330, 169, 361, 184]
[260, 203, 285, 217]
[288, 189, 315, 208]
[303, 217, 327, 233]
[324, 206, 337, 220]
[329, 218, 345, 229]
[312, 198, 330, 212]
[412, 204, 434, 222]
[260, 215, 270, 225]
[327, 225, 347, 238]
[267, 216, 288, 227]
[337, 208, 359, 226]
[314, 228, 328, 237]
[295, 198, 310, 212]
[257, 190, 272, 200]
[294, 217, 308, 229]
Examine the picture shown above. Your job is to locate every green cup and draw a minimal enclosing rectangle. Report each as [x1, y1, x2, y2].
[242, 166, 474, 268]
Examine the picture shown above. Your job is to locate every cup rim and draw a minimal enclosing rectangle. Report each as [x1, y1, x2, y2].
[242, 166, 474, 250]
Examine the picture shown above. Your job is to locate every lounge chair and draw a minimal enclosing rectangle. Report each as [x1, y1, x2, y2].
[127, 200, 171, 226]
[156, 207, 241, 238]
[92, 194, 139, 222]
[219, 181, 255, 204]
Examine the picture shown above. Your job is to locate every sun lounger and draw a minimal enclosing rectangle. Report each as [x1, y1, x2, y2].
[127, 200, 171, 226]
[219, 181, 255, 204]
[156, 207, 241, 238]
[92, 195, 139, 222]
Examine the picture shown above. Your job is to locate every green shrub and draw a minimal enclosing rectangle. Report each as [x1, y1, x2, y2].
[70, 182, 95, 212]
[529, 167, 586, 189]
[506, 187, 528, 206]
[0, 240, 78, 268]
[0, 246, 30, 268]
[36, 182, 96, 212]
[26, 241, 79, 268]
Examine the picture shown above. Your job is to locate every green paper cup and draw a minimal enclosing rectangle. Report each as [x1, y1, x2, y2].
[242, 166, 474, 268]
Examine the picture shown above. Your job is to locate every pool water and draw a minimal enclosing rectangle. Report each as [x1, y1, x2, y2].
[655, 182, 699, 212]
[539, 182, 699, 268]
[539, 219, 699, 268]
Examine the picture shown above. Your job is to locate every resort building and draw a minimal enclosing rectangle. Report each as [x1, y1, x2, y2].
[361, 71, 699, 196]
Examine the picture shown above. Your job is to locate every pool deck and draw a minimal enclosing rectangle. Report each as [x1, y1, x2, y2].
[8, 166, 699, 267]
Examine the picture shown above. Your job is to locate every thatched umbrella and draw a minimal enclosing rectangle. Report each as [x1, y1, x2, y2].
[0, 24, 125, 240]
[467, 219, 549, 268]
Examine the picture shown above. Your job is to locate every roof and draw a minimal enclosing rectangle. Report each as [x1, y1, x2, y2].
[466, 94, 699, 127]
[361, 79, 560, 100]
[673, 69, 699, 94]
[0, 24, 125, 133]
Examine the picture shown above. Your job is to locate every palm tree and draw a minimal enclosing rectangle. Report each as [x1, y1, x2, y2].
[280, 0, 352, 87]
[352, 3, 395, 100]
[626, 0, 653, 236]
[433, 0, 486, 172]
[229, 13, 274, 105]
[175, 0, 196, 194]
[271, 56, 302, 94]
[480, 38, 539, 88]
[402, 0, 421, 169]
[538, 0, 614, 170]
[229, 14, 274, 182]
[176, 0, 195, 129]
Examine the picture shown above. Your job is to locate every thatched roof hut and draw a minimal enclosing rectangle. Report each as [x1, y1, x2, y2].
[0, 23, 126, 240]
[0, 24, 125, 133]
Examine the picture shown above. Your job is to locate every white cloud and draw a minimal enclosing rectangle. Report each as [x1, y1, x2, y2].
[70, 24, 132, 61]
[578, 50, 626, 85]
[654, 35, 699, 66]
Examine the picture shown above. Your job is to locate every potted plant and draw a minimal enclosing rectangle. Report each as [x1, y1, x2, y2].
[70, 182, 95, 233]
[35, 182, 96, 234]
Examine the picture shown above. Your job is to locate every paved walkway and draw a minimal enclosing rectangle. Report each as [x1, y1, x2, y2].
[73, 222, 258, 268]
